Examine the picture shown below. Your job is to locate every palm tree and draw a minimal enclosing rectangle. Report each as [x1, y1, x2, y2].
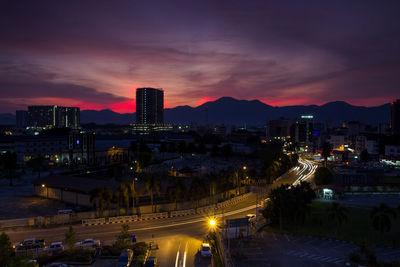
[326, 202, 348, 237]
[167, 178, 187, 210]
[89, 188, 101, 217]
[145, 175, 161, 213]
[188, 176, 206, 208]
[0, 152, 18, 186]
[321, 142, 332, 167]
[126, 180, 138, 214]
[27, 154, 46, 179]
[102, 187, 113, 215]
[116, 183, 130, 214]
[370, 203, 397, 234]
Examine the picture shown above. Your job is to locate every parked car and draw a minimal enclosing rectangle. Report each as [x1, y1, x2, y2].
[14, 238, 46, 250]
[46, 263, 68, 267]
[57, 209, 73, 214]
[200, 243, 212, 257]
[75, 239, 100, 248]
[144, 257, 158, 267]
[246, 214, 256, 222]
[116, 249, 133, 267]
[46, 242, 65, 253]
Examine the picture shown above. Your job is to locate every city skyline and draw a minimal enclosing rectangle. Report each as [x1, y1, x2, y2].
[1, 0, 400, 114]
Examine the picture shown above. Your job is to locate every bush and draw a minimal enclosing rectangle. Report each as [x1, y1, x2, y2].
[314, 167, 333, 185]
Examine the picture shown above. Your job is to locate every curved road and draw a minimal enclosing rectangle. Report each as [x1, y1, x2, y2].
[6, 197, 258, 267]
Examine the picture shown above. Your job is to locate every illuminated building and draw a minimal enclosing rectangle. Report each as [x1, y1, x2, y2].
[136, 88, 164, 124]
[26, 105, 80, 129]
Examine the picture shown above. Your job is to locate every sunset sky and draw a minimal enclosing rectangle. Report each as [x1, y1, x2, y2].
[1, 0, 399, 113]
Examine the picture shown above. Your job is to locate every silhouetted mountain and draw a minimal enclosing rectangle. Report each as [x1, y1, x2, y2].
[0, 97, 390, 126]
[165, 97, 390, 126]
[0, 113, 16, 125]
[80, 109, 133, 124]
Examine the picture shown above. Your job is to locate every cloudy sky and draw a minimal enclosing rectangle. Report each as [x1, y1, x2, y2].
[1, 0, 399, 113]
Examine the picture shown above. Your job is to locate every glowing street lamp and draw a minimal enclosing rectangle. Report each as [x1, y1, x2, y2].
[209, 219, 216, 227]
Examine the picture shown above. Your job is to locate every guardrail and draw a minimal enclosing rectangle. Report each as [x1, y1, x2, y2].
[82, 218, 106, 226]
[170, 209, 196, 217]
[108, 215, 138, 224]
[141, 212, 168, 220]
[77, 193, 252, 226]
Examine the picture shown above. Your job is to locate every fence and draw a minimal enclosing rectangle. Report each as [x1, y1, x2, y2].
[0, 191, 253, 229]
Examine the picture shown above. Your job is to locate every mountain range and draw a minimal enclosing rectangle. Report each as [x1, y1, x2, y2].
[0, 97, 390, 126]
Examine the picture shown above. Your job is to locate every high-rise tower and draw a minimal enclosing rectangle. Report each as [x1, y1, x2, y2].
[136, 88, 164, 124]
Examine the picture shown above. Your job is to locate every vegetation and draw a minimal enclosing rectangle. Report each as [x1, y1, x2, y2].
[370, 203, 397, 234]
[64, 226, 77, 249]
[262, 181, 316, 231]
[326, 202, 348, 237]
[263, 201, 400, 248]
[314, 167, 333, 185]
[0, 232, 13, 266]
[360, 149, 370, 162]
[144, 174, 161, 212]
[0, 151, 19, 186]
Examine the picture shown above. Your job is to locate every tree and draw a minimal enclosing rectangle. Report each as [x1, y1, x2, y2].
[262, 181, 316, 231]
[102, 187, 113, 214]
[64, 226, 76, 249]
[326, 202, 348, 237]
[145, 175, 161, 212]
[0, 151, 18, 186]
[167, 178, 187, 210]
[117, 224, 130, 241]
[188, 176, 207, 208]
[116, 183, 130, 214]
[0, 232, 13, 266]
[321, 142, 332, 167]
[26, 154, 46, 179]
[314, 167, 333, 185]
[370, 203, 397, 234]
[359, 149, 370, 163]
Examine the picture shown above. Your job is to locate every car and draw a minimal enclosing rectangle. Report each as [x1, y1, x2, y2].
[46, 242, 65, 253]
[200, 243, 212, 257]
[75, 239, 100, 248]
[58, 209, 73, 214]
[46, 263, 68, 267]
[246, 214, 256, 221]
[116, 249, 134, 267]
[144, 257, 158, 267]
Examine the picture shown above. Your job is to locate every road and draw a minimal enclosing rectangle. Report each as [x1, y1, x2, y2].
[6, 196, 258, 267]
[5, 158, 319, 267]
[293, 158, 318, 186]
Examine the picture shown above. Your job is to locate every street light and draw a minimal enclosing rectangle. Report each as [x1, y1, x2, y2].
[209, 219, 216, 227]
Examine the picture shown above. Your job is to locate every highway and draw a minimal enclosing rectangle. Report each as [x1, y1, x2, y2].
[6, 196, 258, 267]
[293, 158, 318, 186]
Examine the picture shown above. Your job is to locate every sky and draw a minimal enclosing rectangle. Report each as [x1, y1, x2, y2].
[1, 0, 399, 113]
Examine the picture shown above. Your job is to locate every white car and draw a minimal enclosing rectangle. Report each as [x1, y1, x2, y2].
[75, 239, 100, 248]
[46, 242, 65, 253]
[200, 243, 212, 257]
[246, 214, 256, 221]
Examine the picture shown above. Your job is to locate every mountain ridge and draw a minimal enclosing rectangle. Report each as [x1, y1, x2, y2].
[0, 97, 390, 126]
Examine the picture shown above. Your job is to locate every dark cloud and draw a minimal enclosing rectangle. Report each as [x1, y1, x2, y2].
[0, 0, 399, 112]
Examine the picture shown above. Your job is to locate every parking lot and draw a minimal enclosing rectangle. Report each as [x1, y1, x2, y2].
[231, 231, 400, 267]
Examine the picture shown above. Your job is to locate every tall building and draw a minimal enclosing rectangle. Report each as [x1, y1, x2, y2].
[391, 99, 400, 135]
[58, 107, 80, 129]
[290, 115, 314, 147]
[27, 105, 57, 128]
[16, 110, 28, 128]
[27, 105, 80, 129]
[136, 88, 164, 124]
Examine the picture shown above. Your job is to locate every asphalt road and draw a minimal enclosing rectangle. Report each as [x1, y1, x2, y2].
[6, 196, 258, 267]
